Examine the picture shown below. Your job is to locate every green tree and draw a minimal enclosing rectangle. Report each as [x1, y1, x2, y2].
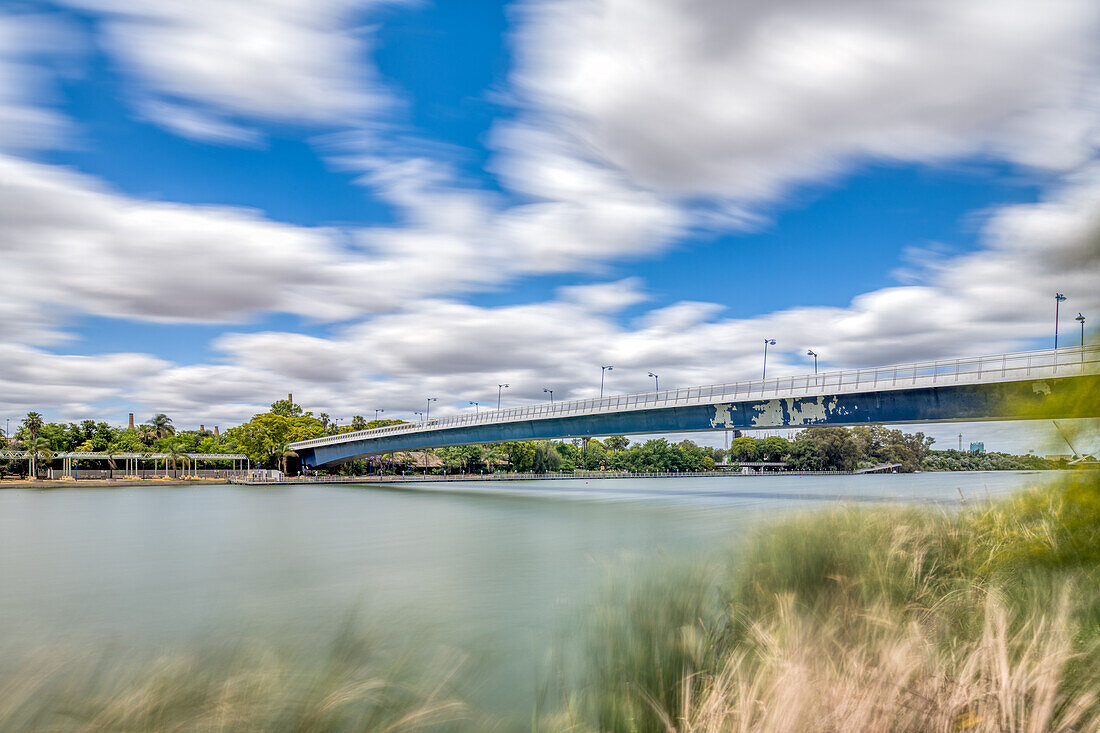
[24, 436, 54, 478]
[796, 427, 860, 471]
[502, 441, 536, 472]
[269, 399, 304, 418]
[350, 415, 367, 431]
[532, 441, 563, 473]
[604, 435, 630, 451]
[148, 413, 175, 439]
[163, 442, 187, 474]
[270, 441, 298, 475]
[785, 439, 824, 470]
[728, 436, 760, 463]
[760, 436, 790, 462]
[22, 412, 44, 439]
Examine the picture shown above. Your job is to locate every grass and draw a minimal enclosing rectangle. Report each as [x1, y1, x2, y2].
[0, 625, 475, 732]
[572, 468, 1100, 732]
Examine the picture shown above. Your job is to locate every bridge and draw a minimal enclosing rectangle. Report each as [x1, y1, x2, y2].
[291, 346, 1100, 469]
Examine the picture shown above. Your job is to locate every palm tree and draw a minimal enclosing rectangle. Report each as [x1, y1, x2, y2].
[23, 411, 44, 439]
[163, 442, 186, 476]
[148, 413, 175, 439]
[24, 436, 53, 479]
[136, 424, 157, 446]
[271, 441, 298, 475]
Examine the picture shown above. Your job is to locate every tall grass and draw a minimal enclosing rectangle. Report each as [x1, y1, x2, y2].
[573, 469, 1100, 732]
[0, 627, 474, 732]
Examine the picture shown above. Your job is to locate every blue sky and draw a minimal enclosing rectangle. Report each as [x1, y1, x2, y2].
[1, 0, 1098, 452]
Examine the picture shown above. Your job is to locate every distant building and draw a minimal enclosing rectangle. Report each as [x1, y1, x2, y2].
[969, 442, 985, 454]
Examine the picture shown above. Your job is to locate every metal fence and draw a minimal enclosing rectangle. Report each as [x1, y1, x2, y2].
[292, 345, 1100, 451]
[232, 469, 858, 484]
[45, 469, 250, 480]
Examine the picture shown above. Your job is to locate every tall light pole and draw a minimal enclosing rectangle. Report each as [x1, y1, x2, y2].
[762, 339, 776, 380]
[334, 417, 342, 434]
[497, 384, 509, 411]
[1054, 293, 1067, 348]
[469, 401, 479, 414]
[374, 408, 384, 422]
[1076, 313, 1086, 347]
[544, 388, 554, 404]
[414, 410, 424, 423]
[807, 350, 818, 375]
[425, 397, 436, 421]
[600, 365, 613, 398]
[648, 372, 659, 391]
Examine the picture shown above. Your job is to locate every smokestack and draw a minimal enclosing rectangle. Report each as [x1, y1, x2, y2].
[128, 413, 135, 430]
[288, 393, 293, 403]
[214, 426, 220, 437]
[200, 424, 205, 433]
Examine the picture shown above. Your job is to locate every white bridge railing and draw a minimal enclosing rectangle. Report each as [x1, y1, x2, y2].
[291, 345, 1099, 450]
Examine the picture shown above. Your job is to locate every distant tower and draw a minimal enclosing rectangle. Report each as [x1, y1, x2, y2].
[128, 413, 135, 430]
[200, 425, 205, 433]
[288, 393, 293, 404]
[214, 426, 220, 437]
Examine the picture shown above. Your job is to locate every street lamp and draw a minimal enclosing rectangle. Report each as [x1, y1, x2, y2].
[374, 408, 384, 422]
[762, 339, 776, 380]
[807, 350, 818, 375]
[600, 365, 613, 398]
[648, 372, 659, 391]
[425, 397, 437, 421]
[544, 388, 554, 404]
[1054, 293, 1067, 349]
[497, 384, 509, 411]
[414, 410, 424, 423]
[1076, 313, 1086, 347]
[469, 401, 479, 414]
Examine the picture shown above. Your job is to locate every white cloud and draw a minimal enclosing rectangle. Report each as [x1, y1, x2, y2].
[510, 0, 1100, 201]
[0, 12, 78, 150]
[60, 0, 407, 130]
[136, 100, 262, 145]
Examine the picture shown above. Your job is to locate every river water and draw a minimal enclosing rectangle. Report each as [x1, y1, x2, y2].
[0, 471, 1051, 719]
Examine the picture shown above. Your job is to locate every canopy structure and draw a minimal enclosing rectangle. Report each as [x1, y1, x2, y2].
[1, 450, 250, 478]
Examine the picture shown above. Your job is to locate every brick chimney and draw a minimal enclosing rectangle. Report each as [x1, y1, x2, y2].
[200, 424, 205, 433]
[128, 413, 135, 430]
[288, 392, 293, 403]
[214, 426, 220, 437]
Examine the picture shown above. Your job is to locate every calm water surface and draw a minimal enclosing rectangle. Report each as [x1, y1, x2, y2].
[0, 471, 1051, 716]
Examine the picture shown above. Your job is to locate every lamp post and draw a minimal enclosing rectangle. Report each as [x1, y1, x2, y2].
[374, 408, 384, 422]
[544, 388, 554, 405]
[414, 410, 424, 424]
[807, 350, 818, 375]
[497, 384, 509, 411]
[600, 365, 613, 398]
[469, 401, 479, 414]
[425, 397, 436, 422]
[334, 417, 342, 434]
[1076, 313, 1086, 347]
[1054, 293, 1066, 349]
[762, 339, 776, 380]
[648, 372, 659, 391]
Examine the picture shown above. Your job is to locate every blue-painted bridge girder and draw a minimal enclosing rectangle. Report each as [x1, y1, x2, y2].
[293, 347, 1098, 468]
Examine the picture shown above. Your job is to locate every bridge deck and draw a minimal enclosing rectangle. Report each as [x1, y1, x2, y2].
[292, 346, 1098, 456]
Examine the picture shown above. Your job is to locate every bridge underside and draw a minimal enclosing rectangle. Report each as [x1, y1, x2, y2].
[298, 375, 1099, 468]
